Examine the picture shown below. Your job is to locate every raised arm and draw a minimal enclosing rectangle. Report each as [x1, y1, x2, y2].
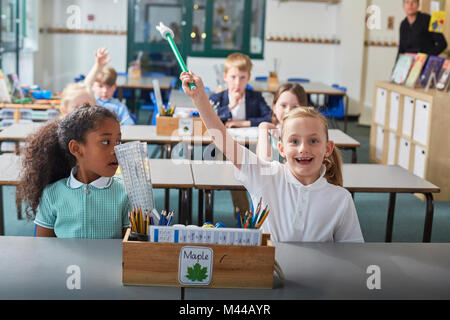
[84, 47, 111, 88]
[256, 122, 278, 162]
[180, 71, 244, 169]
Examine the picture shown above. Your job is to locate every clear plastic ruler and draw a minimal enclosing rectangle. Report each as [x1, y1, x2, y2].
[114, 141, 160, 223]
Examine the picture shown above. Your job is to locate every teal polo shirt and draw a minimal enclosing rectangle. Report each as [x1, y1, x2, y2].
[34, 168, 131, 239]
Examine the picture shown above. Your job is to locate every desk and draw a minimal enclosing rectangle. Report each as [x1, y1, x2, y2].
[184, 242, 450, 299]
[0, 153, 21, 234]
[116, 76, 175, 102]
[0, 236, 180, 299]
[249, 81, 349, 132]
[0, 156, 194, 235]
[147, 159, 193, 225]
[191, 162, 440, 242]
[0, 123, 360, 162]
[0, 103, 59, 123]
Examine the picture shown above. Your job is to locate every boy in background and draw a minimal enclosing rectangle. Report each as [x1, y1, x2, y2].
[210, 53, 272, 128]
[92, 66, 135, 125]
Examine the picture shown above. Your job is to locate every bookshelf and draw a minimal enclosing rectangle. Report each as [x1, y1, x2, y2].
[369, 81, 450, 201]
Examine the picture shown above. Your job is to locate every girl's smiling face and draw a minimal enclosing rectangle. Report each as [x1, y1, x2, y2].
[273, 91, 301, 125]
[278, 116, 334, 185]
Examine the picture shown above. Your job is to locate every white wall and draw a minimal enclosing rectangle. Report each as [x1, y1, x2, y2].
[30, 0, 403, 120]
[34, 0, 127, 92]
[188, 0, 367, 115]
[359, 0, 405, 125]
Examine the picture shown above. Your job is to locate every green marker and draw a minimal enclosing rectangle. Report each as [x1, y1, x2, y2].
[156, 22, 196, 91]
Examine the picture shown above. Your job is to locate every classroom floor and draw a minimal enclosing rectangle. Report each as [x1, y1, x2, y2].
[3, 116, 450, 242]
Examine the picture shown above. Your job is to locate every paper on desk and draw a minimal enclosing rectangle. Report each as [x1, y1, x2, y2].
[227, 127, 259, 139]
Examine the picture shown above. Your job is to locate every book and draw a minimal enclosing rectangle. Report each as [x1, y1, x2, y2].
[391, 54, 414, 84]
[419, 55, 445, 87]
[405, 53, 428, 88]
[7, 73, 25, 99]
[436, 59, 450, 91]
[0, 70, 11, 103]
[429, 11, 446, 33]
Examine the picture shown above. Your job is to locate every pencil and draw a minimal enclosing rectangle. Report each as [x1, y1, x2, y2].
[256, 209, 270, 229]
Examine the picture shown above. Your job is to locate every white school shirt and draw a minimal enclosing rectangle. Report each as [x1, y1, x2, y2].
[230, 95, 246, 121]
[234, 146, 364, 243]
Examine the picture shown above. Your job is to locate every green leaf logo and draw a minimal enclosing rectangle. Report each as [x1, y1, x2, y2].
[186, 263, 208, 282]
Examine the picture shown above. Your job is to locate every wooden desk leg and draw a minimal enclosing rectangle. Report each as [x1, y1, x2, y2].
[344, 94, 349, 133]
[187, 188, 192, 225]
[351, 147, 357, 163]
[165, 189, 170, 213]
[385, 192, 396, 242]
[0, 186, 4, 235]
[198, 189, 204, 226]
[17, 201, 22, 220]
[423, 193, 434, 243]
[178, 189, 188, 225]
[166, 144, 173, 159]
[205, 190, 213, 224]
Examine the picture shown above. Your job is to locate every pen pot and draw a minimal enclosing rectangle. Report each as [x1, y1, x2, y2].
[129, 231, 149, 242]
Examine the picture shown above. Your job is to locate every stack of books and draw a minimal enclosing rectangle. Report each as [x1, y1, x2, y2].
[391, 53, 450, 91]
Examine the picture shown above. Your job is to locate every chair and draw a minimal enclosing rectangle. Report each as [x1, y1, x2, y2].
[287, 78, 310, 83]
[73, 74, 85, 83]
[319, 85, 346, 130]
[254, 76, 268, 82]
[113, 72, 134, 100]
[142, 72, 166, 78]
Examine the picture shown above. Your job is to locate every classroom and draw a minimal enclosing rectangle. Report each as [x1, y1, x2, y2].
[0, 0, 449, 304]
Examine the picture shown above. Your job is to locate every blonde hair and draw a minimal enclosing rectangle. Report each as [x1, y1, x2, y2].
[281, 107, 343, 186]
[60, 83, 95, 115]
[224, 53, 253, 74]
[95, 66, 117, 86]
[272, 83, 308, 125]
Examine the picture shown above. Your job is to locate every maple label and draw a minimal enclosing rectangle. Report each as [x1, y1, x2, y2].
[178, 246, 213, 286]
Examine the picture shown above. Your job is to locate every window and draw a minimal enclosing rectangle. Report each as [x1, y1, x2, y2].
[127, 0, 266, 74]
[187, 0, 265, 58]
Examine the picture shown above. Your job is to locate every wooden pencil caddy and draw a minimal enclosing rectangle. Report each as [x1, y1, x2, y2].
[156, 115, 208, 136]
[128, 67, 141, 79]
[122, 229, 275, 289]
[268, 72, 279, 91]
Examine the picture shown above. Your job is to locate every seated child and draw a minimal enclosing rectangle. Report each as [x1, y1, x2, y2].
[180, 71, 364, 243]
[16, 105, 131, 239]
[209, 52, 272, 128]
[92, 66, 135, 125]
[256, 83, 308, 162]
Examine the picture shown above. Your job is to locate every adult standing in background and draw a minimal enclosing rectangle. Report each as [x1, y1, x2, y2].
[398, 0, 448, 57]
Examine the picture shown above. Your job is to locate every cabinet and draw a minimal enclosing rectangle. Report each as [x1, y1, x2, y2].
[370, 81, 450, 201]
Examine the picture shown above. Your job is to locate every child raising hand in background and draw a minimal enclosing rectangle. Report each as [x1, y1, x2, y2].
[180, 71, 363, 243]
[60, 47, 111, 116]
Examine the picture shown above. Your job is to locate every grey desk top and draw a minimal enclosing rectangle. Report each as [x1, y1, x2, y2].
[0, 123, 360, 150]
[191, 161, 440, 193]
[0, 123, 41, 141]
[0, 236, 180, 299]
[0, 153, 21, 185]
[184, 242, 450, 299]
[342, 164, 440, 193]
[148, 159, 193, 188]
[0, 155, 193, 189]
[116, 76, 174, 90]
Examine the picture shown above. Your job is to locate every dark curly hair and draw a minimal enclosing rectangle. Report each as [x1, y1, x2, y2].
[16, 104, 119, 219]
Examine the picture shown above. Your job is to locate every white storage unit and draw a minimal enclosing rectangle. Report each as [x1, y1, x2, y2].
[370, 81, 450, 201]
